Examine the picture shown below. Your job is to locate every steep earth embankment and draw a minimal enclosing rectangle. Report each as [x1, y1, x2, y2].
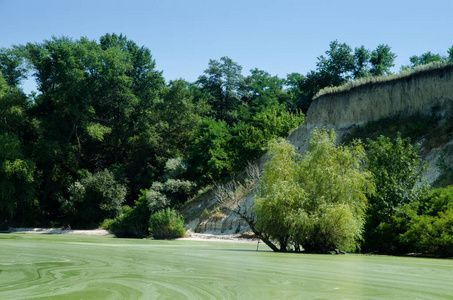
[288, 65, 453, 152]
[183, 65, 453, 233]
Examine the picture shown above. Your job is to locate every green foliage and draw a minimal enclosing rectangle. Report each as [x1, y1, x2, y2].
[370, 44, 396, 76]
[0, 134, 36, 220]
[6, 33, 448, 236]
[197, 56, 244, 123]
[85, 123, 112, 142]
[149, 208, 186, 239]
[316, 40, 355, 85]
[240, 68, 290, 114]
[386, 187, 453, 257]
[107, 156, 196, 238]
[232, 108, 305, 169]
[23, 34, 166, 213]
[103, 189, 152, 238]
[188, 107, 304, 185]
[149, 158, 195, 208]
[401, 44, 453, 70]
[0, 47, 27, 87]
[290, 41, 396, 112]
[157, 80, 209, 155]
[59, 169, 126, 228]
[0, 75, 32, 139]
[402, 51, 445, 70]
[188, 117, 233, 182]
[363, 134, 427, 252]
[353, 45, 371, 79]
[254, 130, 374, 252]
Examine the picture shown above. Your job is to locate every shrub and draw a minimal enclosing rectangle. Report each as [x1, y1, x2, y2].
[59, 169, 126, 228]
[103, 189, 151, 238]
[362, 134, 427, 253]
[149, 208, 185, 239]
[396, 187, 453, 257]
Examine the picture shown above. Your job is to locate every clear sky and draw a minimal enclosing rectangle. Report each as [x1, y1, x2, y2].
[1, 0, 452, 93]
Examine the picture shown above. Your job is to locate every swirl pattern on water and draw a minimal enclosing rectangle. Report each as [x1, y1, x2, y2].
[1, 234, 453, 299]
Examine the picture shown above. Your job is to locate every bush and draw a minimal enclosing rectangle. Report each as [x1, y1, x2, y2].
[396, 187, 453, 257]
[149, 208, 185, 239]
[59, 169, 126, 228]
[362, 133, 427, 253]
[103, 189, 151, 238]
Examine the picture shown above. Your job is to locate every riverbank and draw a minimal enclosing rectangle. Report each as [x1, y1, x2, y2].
[3, 227, 113, 236]
[2, 227, 258, 243]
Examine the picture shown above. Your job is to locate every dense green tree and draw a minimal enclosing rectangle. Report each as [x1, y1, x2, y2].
[23, 34, 165, 214]
[147, 157, 196, 207]
[254, 130, 374, 252]
[409, 51, 444, 67]
[396, 187, 453, 257]
[0, 134, 36, 222]
[188, 117, 232, 183]
[25, 37, 102, 212]
[363, 134, 427, 252]
[0, 75, 33, 138]
[240, 69, 289, 115]
[59, 169, 126, 228]
[316, 40, 355, 86]
[0, 74, 38, 224]
[103, 203, 149, 238]
[370, 44, 396, 76]
[401, 51, 446, 70]
[0, 47, 27, 87]
[197, 57, 244, 123]
[287, 41, 391, 112]
[286, 71, 319, 113]
[353, 46, 371, 79]
[284, 72, 305, 111]
[155, 79, 209, 156]
[231, 108, 304, 168]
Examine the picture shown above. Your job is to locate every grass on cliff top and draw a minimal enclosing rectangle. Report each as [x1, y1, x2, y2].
[1, 233, 453, 299]
[314, 61, 453, 100]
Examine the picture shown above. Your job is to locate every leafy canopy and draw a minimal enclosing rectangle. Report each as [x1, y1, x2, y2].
[254, 130, 374, 252]
[363, 133, 427, 252]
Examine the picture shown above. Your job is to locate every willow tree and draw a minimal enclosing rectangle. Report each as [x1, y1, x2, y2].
[254, 129, 374, 252]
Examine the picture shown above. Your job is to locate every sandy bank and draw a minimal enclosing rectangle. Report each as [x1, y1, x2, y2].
[3, 228, 258, 243]
[5, 227, 113, 236]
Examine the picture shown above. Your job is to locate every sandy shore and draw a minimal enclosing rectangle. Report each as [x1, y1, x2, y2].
[4, 228, 258, 243]
[181, 231, 258, 243]
[5, 227, 113, 236]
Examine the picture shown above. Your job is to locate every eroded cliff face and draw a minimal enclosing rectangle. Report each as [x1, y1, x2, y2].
[308, 67, 453, 128]
[185, 65, 453, 234]
[288, 66, 453, 152]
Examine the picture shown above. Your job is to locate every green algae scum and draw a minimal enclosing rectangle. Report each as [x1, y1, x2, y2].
[1, 234, 452, 299]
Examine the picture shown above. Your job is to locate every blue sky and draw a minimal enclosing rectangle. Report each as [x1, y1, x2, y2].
[1, 0, 452, 93]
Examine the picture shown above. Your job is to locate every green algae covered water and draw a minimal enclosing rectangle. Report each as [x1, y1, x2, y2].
[1, 233, 452, 299]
